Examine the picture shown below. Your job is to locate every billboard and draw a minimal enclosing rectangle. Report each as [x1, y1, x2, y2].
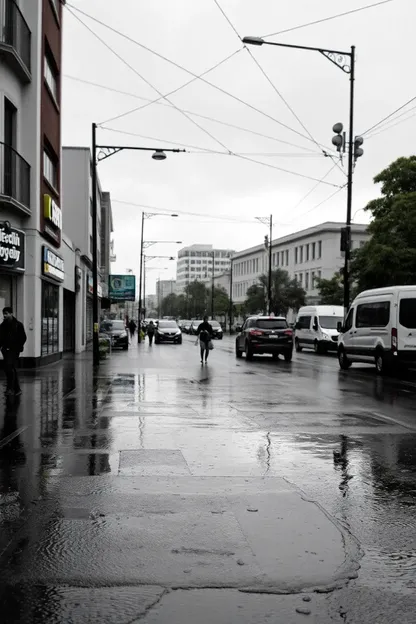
[109, 274, 136, 301]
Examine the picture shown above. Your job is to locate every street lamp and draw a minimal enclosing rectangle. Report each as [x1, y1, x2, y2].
[91, 122, 185, 365]
[243, 36, 356, 317]
[228, 256, 234, 335]
[211, 250, 215, 320]
[256, 215, 273, 315]
[138, 226, 181, 342]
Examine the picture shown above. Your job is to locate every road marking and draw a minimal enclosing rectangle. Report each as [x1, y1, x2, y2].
[371, 411, 416, 432]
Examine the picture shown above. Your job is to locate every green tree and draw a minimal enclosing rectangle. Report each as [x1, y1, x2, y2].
[208, 286, 230, 317]
[316, 273, 344, 305]
[184, 280, 208, 318]
[245, 269, 306, 315]
[351, 156, 416, 291]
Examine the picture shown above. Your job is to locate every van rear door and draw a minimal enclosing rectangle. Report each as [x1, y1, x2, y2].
[397, 291, 416, 354]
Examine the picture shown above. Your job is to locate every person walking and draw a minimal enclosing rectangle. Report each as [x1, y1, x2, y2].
[128, 319, 137, 340]
[196, 316, 213, 364]
[0, 307, 27, 396]
[147, 320, 155, 346]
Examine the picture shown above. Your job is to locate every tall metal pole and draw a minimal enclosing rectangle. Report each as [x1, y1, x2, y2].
[138, 211, 145, 343]
[268, 214, 273, 315]
[229, 257, 233, 335]
[143, 256, 146, 321]
[211, 251, 215, 319]
[343, 45, 355, 317]
[91, 123, 99, 366]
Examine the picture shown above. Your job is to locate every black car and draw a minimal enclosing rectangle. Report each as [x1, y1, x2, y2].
[210, 321, 223, 340]
[155, 320, 182, 344]
[100, 320, 129, 350]
[235, 316, 293, 361]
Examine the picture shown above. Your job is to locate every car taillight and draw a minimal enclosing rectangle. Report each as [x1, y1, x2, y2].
[250, 329, 263, 336]
[392, 327, 398, 351]
[284, 329, 293, 336]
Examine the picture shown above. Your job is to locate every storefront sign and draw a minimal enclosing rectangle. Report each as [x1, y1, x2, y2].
[87, 273, 103, 298]
[44, 195, 62, 231]
[42, 246, 64, 282]
[109, 274, 136, 301]
[0, 224, 25, 272]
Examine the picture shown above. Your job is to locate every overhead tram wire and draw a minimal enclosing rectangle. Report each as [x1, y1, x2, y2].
[66, 7, 233, 154]
[64, 75, 321, 154]
[262, 0, 396, 38]
[289, 162, 340, 213]
[65, 3, 331, 151]
[286, 185, 347, 226]
[360, 94, 416, 137]
[365, 108, 416, 140]
[212, 0, 345, 177]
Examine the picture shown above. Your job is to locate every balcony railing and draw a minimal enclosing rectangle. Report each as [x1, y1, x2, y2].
[0, 142, 31, 213]
[0, 0, 31, 80]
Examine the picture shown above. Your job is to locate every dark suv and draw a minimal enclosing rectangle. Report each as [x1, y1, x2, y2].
[235, 316, 293, 361]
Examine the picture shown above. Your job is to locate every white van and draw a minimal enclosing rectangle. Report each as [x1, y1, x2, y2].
[295, 305, 344, 354]
[337, 286, 416, 374]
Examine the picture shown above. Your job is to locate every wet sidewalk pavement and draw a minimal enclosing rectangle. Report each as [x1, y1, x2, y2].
[0, 339, 415, 622]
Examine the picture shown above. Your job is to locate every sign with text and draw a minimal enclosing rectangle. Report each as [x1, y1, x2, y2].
[42, 246, 64, 282]
[0, 225, 25, 272]
[109, 274, 136, 301]
[44, 194, 62, 231]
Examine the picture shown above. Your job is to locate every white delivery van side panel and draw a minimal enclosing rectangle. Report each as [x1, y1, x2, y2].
[396, 288, 416, 352]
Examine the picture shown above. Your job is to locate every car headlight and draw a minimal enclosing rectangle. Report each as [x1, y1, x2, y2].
[175, 330, 181, 335]
[322, 333, 330, 340]
[158, 330, 165, 335]
[119, 331, 127, 338]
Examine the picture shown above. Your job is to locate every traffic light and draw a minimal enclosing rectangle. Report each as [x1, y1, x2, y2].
[332, 122, 345, 153]
[354, 136, 364, 161]
[340, 227, 350, 252]
[264, 235, 269, 250]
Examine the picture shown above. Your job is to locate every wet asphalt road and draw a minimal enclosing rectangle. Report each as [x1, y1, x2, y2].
[0, 335, 415, 623]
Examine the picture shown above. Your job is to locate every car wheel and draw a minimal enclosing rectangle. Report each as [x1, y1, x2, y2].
[235, 342, 243, 359]
[123, 344, 128, 350]
[245, 342, 254, 361]
[338, 348, 351, 370]
[219, 335, 223, 340]
[314, 340, 322, 354]
[178, 338, 182, 345]
[295, 339, 302, 352]
[284, 350, 293, 362]
[272, 353, 279, 360]
[375, 349, 387, 375]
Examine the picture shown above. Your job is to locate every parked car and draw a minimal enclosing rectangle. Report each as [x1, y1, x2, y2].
[178, 319, 191, 332]
[235, 316, 293, 361]
[155, 320, 182, 344]
[337, 285, 416, 374]
[189, 320, 203, 336]
[183, 321, 192, 334]
[100, 320, 128, 350]
[210, 320, 223, 340]
[295, 305, 344, 354]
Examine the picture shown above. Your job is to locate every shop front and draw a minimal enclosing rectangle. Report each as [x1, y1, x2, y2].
[41, 245, 64, 360]
[87, 273, 102, 345]
[0, 222, 25, 315]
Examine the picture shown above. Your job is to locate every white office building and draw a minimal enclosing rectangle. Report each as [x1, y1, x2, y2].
[176, 244, 234, 292]
[232, 222, 369, 305]
[156, 279, 176, 307]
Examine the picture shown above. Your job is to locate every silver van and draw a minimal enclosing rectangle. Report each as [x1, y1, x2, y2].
[337, 286, 416, 374]
[295, 305, 344, 354]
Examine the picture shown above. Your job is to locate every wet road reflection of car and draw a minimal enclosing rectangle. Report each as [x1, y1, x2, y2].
[100, 320, 128, 350]
[155, 320, 182, 344]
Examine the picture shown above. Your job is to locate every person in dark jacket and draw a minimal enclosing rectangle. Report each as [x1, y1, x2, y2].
[0, 307, 27, 396]
[147, 320, 155, 346]
[128, 319, 137, 339]
[196, 316, 213, 364]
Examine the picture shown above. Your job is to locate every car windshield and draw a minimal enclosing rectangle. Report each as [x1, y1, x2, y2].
[319, 316, 343, 330]
[256, 319, 288, 329]
[159, 321, 178, 329]
[110, 321, 125, 331]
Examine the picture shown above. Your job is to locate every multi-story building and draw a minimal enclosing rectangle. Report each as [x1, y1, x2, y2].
[156, 279, 176, 310]
[0, 0, 66, 365]
[176, 244, 234, 292]
[232, 222, 369, 305]
[62, 147, 114, 352]
[201, 272, 232, 297]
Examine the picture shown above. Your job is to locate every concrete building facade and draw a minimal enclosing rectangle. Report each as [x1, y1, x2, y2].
[176, 244, 234, 292]
[232, 222, 369, 305]
[156, 279, 176, 311]
[0, 0, 66, 365]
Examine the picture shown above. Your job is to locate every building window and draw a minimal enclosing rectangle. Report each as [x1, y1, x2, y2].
[306, 244, 310, 262]
[305, 272, 309, 290]
[285, 250, 289, 266]
[41, 281, 59, 356]
[44, 47, 58, 103]
[311, 271, 315, 287]
[90, 235, 93, 254]
[299, 273, 303, 285]
[295, 247, 298, 264]
[43, 147, 58, 190]
[300, 246, 303, 263]
[312, 242, 316, 260]
[318, 241, 322, 258]
[318, 270, 321, 279]
[256, 258, 259, 272]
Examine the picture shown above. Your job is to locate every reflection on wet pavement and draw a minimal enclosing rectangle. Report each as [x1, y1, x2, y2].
[0, 340, 415, 621]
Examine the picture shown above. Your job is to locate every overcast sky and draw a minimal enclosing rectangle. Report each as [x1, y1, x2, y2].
[62, 0, 414, 293]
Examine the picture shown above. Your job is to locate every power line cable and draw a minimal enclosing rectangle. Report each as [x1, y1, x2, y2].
[65, 74, 321, 153]
[65, 2, 328, 148]
[287, 185, 347, 224]
[66, 7, 233, 154]
[365, 107, 416, 140]
[290, 162, 339, 212]
[361, 94, 416, 136]
[262, 0, 395, 38]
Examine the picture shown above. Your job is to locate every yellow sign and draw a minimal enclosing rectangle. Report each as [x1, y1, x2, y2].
[44, 194, 62, 230]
